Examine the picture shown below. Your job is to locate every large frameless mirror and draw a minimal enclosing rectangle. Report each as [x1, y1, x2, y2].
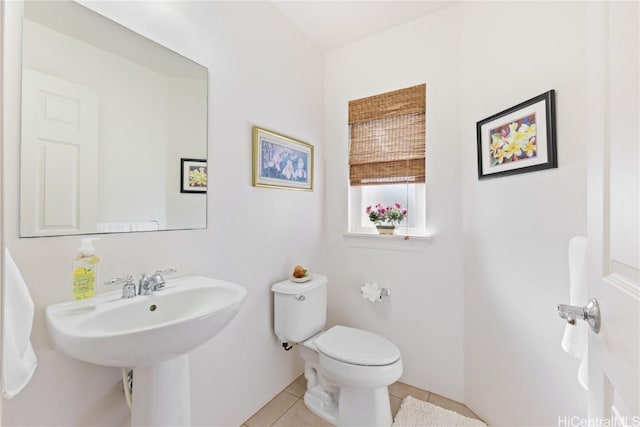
[20, 1, 208, 237]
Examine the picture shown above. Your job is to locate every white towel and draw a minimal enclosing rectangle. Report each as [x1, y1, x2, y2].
[561, 236, 589, 390]
[2, 248, 37, 398]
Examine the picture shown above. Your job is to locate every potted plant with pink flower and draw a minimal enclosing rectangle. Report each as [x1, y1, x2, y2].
[365, 203, 407, 234]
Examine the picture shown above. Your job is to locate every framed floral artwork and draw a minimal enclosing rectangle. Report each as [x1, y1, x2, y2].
[476, 90, 557, 180]
[180, 158, 207, 193]
[252, 126, 313, 191]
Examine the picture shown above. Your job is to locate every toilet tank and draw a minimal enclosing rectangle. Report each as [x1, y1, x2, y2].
[272, 274, 327, 343]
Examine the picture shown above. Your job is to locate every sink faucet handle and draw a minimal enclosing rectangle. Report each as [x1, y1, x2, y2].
[105, 275, 136, 299]
[149, 268, 176, 292]
[105, 275, 133, 286]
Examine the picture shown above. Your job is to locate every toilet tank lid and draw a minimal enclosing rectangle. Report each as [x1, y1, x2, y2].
[315, 325, 400, 366]
[271, 274, 327, 294]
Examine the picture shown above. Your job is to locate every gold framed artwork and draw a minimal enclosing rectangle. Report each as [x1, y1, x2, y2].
[252, 126, 313, 191]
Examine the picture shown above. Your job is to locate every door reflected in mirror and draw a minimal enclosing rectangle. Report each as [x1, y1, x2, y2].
[20, 1, 208, 237]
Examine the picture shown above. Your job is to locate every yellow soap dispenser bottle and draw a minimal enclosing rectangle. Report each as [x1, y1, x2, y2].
[72, 238, 100, 310]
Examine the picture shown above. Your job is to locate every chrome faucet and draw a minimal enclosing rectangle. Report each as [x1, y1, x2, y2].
[138, 269, 176, 295]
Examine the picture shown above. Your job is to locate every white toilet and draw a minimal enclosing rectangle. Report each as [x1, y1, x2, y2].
[272, 274, 402, 427]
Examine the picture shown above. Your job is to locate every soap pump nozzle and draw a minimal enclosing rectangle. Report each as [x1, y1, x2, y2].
[77, 237, 100, 261]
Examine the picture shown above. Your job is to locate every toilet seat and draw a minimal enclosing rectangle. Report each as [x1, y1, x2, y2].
[315, 325, 400, 366]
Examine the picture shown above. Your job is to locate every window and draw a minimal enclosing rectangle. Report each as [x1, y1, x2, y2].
[348, 84, 426, 235]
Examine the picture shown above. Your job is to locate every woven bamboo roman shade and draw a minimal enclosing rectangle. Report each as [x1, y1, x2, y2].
[348, 84, 426, 186]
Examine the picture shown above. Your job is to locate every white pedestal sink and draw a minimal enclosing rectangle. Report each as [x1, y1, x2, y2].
[45, 275, 246, 426]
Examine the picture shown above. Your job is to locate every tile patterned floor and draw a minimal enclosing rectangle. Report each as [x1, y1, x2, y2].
[242, 375, 482, 426]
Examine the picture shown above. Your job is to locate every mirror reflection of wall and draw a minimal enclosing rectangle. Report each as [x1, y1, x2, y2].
[20, 1, 208, 237]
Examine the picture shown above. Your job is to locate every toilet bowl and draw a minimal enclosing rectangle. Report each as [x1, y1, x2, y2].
[272, 275, 402, 426]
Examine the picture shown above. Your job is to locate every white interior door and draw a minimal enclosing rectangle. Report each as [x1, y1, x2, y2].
[586, 2, 639, 422]
[20, 69, 98, 236]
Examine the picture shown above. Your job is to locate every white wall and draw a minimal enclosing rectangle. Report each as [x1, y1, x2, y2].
[323, 5, 465, 402]
[460, 2, 589, 425]
[0, 0, 5, 422]
[2, 1, 323, 425]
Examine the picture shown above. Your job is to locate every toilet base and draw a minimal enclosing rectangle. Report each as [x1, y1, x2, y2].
[303, 384, 392, 427]
[336, 385, 392, 427]
[304, 385, 338, 425]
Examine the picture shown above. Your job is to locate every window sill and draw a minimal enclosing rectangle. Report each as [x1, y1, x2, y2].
[342, 232, 433, 252]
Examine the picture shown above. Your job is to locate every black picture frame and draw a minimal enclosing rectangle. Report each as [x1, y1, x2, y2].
[476, 90, 557, 180]
[180, 158, 207, 193]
